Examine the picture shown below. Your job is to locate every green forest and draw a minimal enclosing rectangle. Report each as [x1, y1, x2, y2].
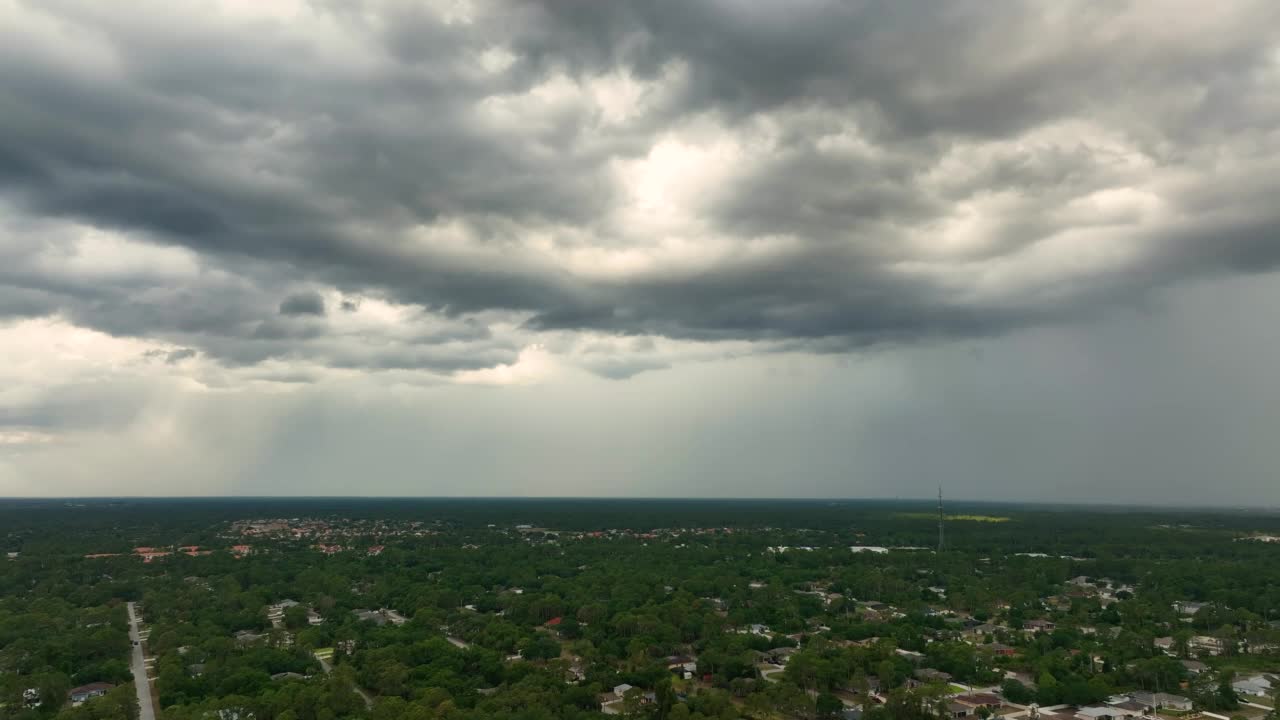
[2, 499, 1279, 720]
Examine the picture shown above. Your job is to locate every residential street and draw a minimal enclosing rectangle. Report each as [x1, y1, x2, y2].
[315, 652, 373, 709]
[126, 602, 157, 720]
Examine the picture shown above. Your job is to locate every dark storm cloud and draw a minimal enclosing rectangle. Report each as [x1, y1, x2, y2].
[0, 285, 60, 320]
[278, 291, 326, 317]
[1, 0, 1278, 368]
[508, 1, 1280, 136]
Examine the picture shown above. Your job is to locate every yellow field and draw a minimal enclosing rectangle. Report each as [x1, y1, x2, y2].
[897, 513, 1012, 523]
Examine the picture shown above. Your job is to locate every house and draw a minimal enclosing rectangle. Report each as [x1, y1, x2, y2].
[1106, 700, 1148, 716]
[668, 658, 697, 680]
[1130, 691, 1192, 712]
[1180, 659, 1208, 674]
[984, 642, 1017, 657]
[1189, 635, 1225, 655]
[1024, 619, 1056, 633]
[544, 616, 563, 628]
[895, 648, 925, 663]
[964, 623, 1003, 641]
[188, 663, 206, 677]
[353, 609, 388, 625]
[766, 647, 798, 664]
[234, 630, 265, 645]
[955, 693, 1001, 710]
[1232, 674, 1276, 698]
[68, 683, 114, 705]
[914, 668, 952, 683]
[1153, 636, 1174, 652]
[1157, 691, 1192, 707]
[367, 545, 385, 556]
[1077, 705, 1140, 720]
[600, 683, 653, 714]
[1045, 595, 1072, 610]
[944, 695, 1002, 717]
[1173, 601, 1207, 615]
[1003, 670, 1037, 689]
[270, 672, 305, 681]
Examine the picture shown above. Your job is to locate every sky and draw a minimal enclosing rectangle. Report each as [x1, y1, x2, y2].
[2, 0, 1280, 504]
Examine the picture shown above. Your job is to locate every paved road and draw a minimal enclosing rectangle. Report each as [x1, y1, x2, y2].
[315, 652, 373, 709]
[126, 602, 157, 720]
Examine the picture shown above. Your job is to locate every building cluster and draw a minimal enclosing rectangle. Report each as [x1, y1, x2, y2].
[266, 599, 325, 628]
[82, 544, 244, 561]
[228, 517, 436, 541]
[1015, 691, 1194, 720]
[351, 607, 409, 626]
[512, 524, 796, 545]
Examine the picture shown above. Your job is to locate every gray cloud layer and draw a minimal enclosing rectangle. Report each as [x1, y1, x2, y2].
[279, 291, 326, 317]
[3, 1, 1278, 355]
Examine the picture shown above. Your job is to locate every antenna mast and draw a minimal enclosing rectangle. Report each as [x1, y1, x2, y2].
[937, 486, 945, 553]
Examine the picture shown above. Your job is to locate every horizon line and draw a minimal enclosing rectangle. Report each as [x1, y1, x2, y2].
[0, 495, 1276, 513]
